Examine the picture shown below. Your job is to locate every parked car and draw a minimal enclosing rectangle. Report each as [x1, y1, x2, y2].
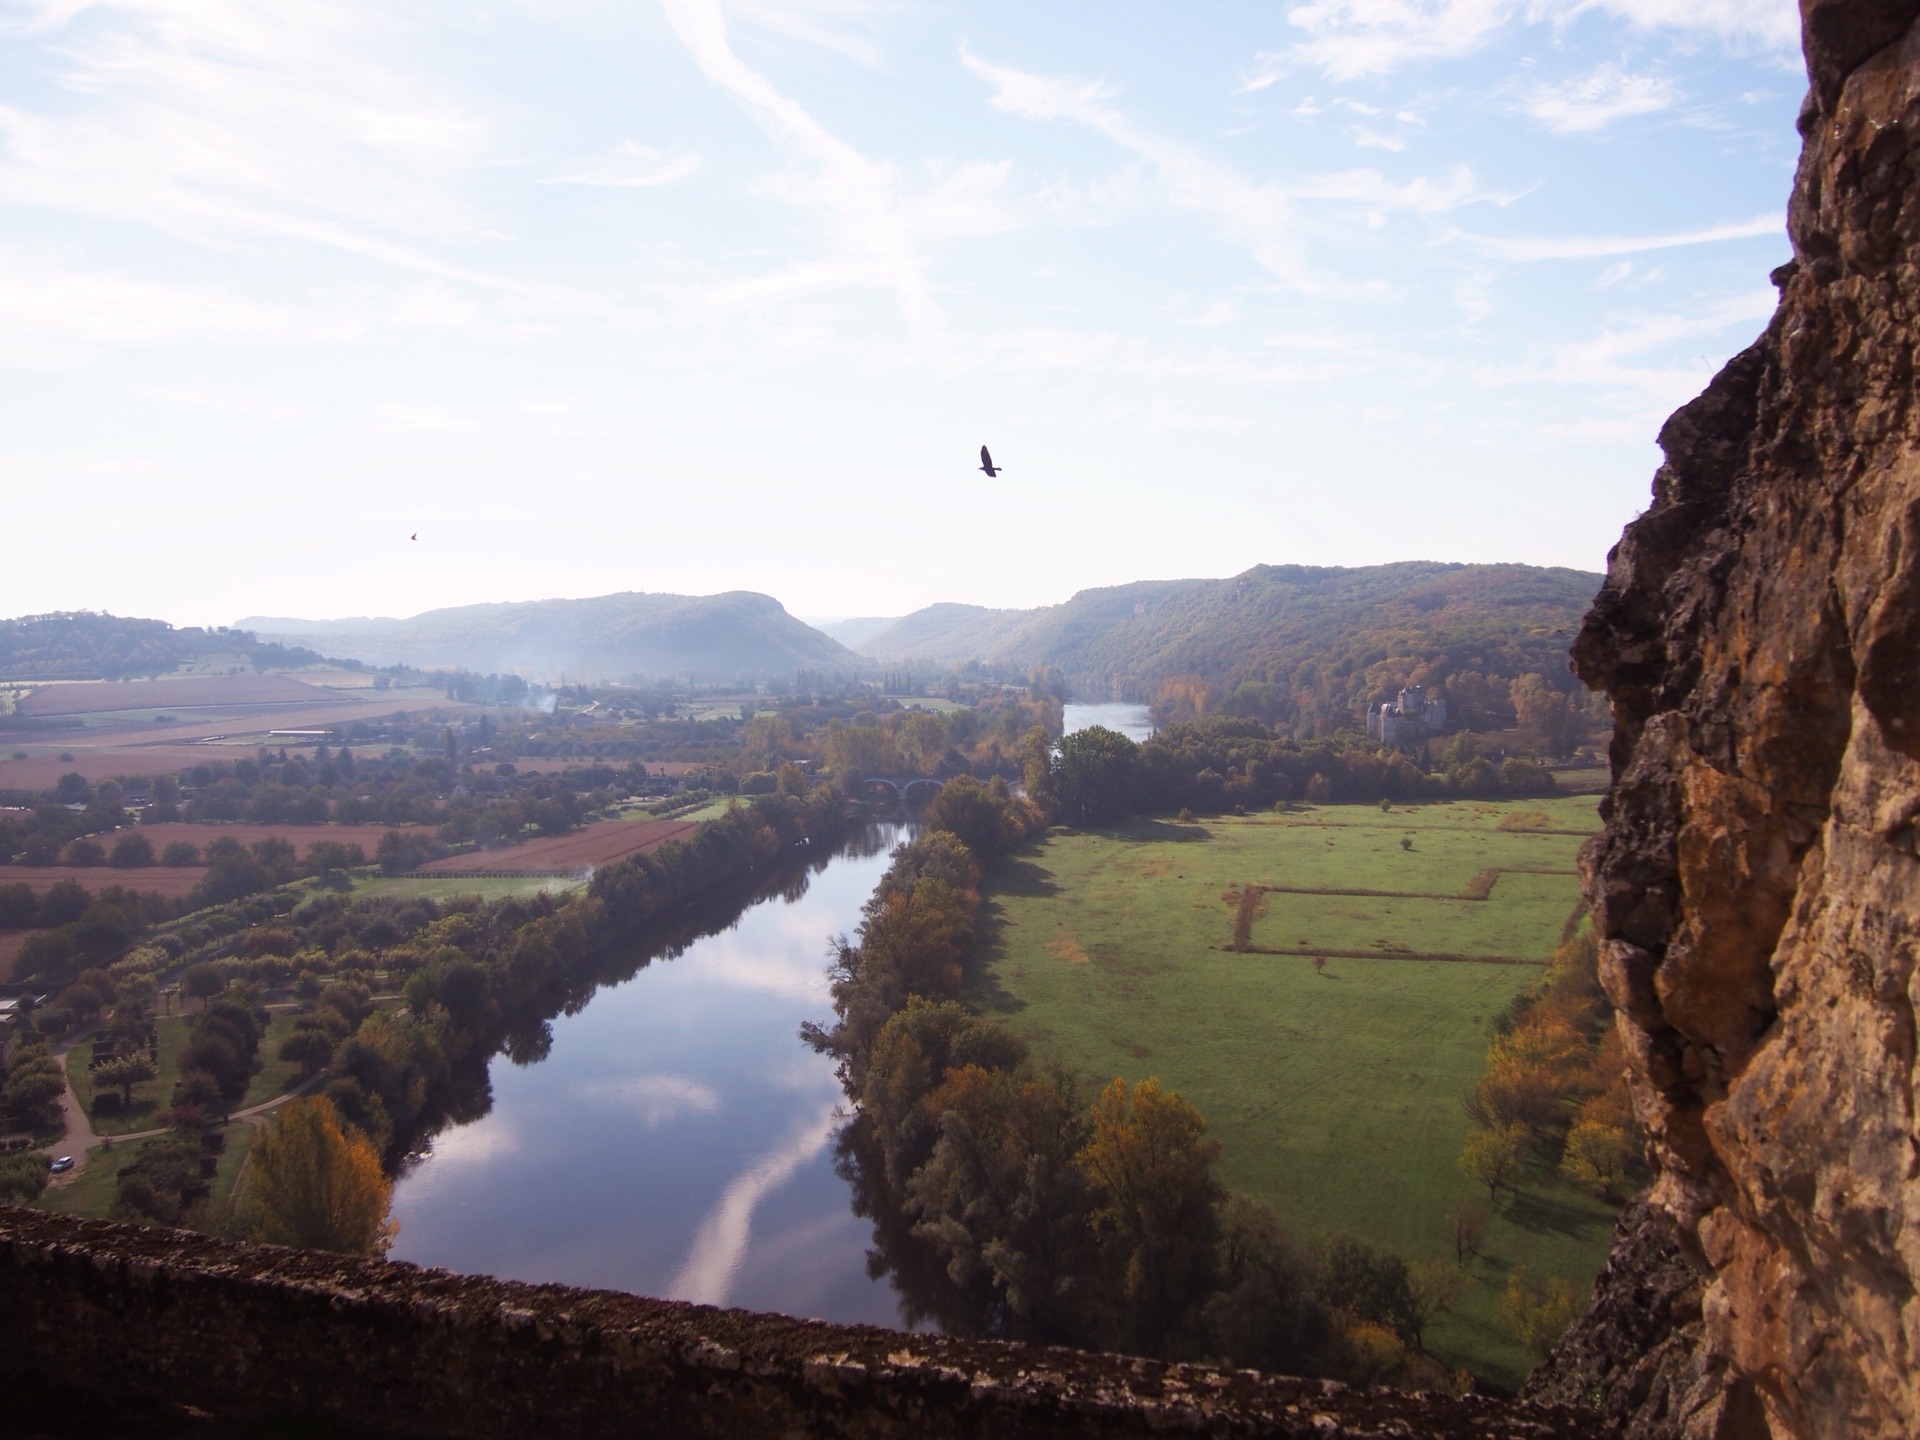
[49, 1156, 74, 1174]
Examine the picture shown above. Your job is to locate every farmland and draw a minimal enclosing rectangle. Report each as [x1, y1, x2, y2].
[16, 674, 340, 716]
[967, 795, 1606, 1386]
[413, 818, 698, 873]
[0, 670, 474, 791]
[126, 822, 437, 863]
[0, 866, 212, 899]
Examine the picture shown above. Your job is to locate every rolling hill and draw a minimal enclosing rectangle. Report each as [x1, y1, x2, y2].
[855, 562, 1603, 728]
[239, 590, 862, 683]
[0, 612, 333, 682]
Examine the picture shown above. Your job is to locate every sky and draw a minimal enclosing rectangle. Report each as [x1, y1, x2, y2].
[0, 0, 1805, 628]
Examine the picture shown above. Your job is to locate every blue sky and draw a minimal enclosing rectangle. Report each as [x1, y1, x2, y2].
[0, 0, 1803, 627]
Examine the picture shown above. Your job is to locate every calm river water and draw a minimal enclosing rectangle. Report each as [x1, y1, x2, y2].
[387, 821, 915, 1326]
[1063, 701, 1154, 743]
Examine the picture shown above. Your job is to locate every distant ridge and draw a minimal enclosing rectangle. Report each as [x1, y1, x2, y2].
[240, 591, 860, 683]
[855, 562, 1603, 721]
[810, 616, 902, 650]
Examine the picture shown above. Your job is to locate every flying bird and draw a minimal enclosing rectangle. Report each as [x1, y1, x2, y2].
[979, 445, 1002, 478]
[410, 532, 418, 541]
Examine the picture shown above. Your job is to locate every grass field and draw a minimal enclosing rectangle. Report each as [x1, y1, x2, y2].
[346, 872, 588, 903]
[966, 795, 1608, 1387]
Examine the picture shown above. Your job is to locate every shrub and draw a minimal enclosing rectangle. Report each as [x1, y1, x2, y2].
[109, 833, 156, 868]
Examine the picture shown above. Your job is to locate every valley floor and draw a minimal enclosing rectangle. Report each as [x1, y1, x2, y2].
[966, 796, 1616, 1388]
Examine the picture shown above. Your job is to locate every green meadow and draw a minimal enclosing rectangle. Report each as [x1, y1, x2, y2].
[966, 795, 1612, 1387]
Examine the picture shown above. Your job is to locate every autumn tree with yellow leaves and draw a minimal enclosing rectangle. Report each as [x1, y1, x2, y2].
[247, 1096, 397, 1256]
[1077, 1076, 1223, 1351]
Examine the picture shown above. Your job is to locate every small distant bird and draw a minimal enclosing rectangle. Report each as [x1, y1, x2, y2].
[979, 445, 1002, 478]
[410, 532, 418, 541]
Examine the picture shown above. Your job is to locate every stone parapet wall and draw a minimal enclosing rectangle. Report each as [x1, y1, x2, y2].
[0, 1207, 1598, 1439]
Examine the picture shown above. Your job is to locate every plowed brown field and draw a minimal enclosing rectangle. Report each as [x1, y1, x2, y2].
[0, 695, 474, 789]
[417, 819, 699, 874]
[0, 866, 209, 898]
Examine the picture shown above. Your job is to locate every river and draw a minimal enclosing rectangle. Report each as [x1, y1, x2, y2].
[386, 820, 916, 1327]
[1063, 701, 1154, 743]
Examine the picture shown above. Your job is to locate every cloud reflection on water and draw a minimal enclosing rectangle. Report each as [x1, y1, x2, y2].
[667, 1099, 841, 1307]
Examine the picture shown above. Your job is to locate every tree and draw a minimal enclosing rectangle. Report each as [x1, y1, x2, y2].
[1077, 1076, 1223, 1351]
[897, 710, 948, 773]
[1460, 1124, 1527, 1202]
[1199, 1194, 1328, 1373]
[279, 1026, 336, 1079]
[924, 776, 1019, 865]
[247, 1096, 396, 1255]
[1315, 1235, 1418, 1342]
[2, 1047, 66, 1128]
[1496, 1266, 1581, 1359]
[94, 1054, 155, 1106]
[109, 833, 156, 868]
[1466, 1014, 1588, 1134]
[1561, 1119, 1634, 1198]
[1052, 726, 1141, 828]
[303, 840, 366, 877]
[66, 838, 106, 867]
[1405, 1258, 1465, 1350]
[0, 1152, 50, 1202]
[160, 840, 202, 866]
[1446, 1199, 1489, 1266]
[1510, 674, 1578, 758]
[181, 962, 225, 1010]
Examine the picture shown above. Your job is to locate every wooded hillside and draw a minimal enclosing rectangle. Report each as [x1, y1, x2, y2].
[856, 563, 1601, 732]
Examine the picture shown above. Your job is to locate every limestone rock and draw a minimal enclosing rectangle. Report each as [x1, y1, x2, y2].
[1572, 3, 1920, 1434]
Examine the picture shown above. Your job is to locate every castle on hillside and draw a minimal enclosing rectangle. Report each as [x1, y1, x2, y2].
[1367, 683, 1448, 743]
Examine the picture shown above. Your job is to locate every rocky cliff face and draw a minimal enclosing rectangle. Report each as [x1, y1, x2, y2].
[1570, 4, 1920, 1435]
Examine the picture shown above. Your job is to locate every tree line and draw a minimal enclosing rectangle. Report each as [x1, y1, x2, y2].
[1021, 718, 1558, 831]
[1452, 928, 1640, 1360]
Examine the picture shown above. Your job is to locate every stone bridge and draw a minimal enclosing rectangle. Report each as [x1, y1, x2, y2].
[860, 774, 944, 806]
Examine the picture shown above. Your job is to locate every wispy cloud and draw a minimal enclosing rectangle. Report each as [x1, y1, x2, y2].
[0, 249, 362, 367]
[550, 142, 703, 188]
[0, 0, 595, 307]
[1477, 286, 1778, 399]
[1457, 212, 1782, 261]
[661, 0, 1010, 336]
[725, 0, 899, 69]
[1253, 0, 1798, 83]
[965, 50, 1494, 294]
[1518, 63, 1677, 133]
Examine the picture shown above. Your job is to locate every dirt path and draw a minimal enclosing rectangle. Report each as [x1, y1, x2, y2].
[41, 1044, 329, 1190]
